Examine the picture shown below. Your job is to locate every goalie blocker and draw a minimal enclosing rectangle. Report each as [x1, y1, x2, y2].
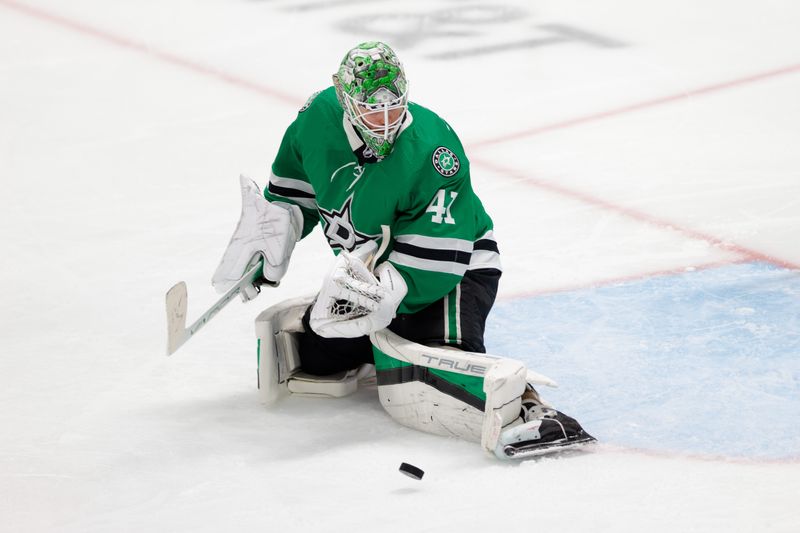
[255, 299, 595, 459]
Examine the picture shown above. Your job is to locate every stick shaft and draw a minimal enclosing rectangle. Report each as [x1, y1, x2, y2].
[166, 261, 263, 355]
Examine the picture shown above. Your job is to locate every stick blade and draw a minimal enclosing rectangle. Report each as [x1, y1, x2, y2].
[166, 281, 189, 355]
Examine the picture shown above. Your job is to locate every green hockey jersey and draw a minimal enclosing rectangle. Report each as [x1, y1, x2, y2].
[265, 87, 501, 315]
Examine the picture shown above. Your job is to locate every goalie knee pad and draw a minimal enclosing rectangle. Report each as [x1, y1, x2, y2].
[255, 296, 369, 405]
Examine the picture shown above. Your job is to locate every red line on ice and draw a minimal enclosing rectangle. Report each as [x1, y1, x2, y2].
[473, 158, 800, 272]
[498, 258, 751, 301]
[4, 0, 797, 274]
[0, 0, 302, 107]
[471, 63, 800, 148]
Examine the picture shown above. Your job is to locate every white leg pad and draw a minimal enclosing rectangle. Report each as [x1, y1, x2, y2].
[287, 369, 359, 398]
[376, 382, 485, 441]
[256, 295, 371, 405]
[370, 329, 537, 447]
[481, 359, 528, 452]
[255, 295, 312, 405]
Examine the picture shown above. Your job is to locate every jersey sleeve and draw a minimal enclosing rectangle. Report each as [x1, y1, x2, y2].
[387, 155, 482, 314]
[264, 104, 321, 239]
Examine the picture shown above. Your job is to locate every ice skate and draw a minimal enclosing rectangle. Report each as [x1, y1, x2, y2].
[494, 385, 596, 460]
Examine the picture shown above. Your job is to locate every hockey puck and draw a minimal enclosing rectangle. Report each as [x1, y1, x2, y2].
[399, 462, 424, 480]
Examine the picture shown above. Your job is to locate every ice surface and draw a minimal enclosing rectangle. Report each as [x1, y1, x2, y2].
[490, 262, 800, 459]
[1, 0, 799, 532]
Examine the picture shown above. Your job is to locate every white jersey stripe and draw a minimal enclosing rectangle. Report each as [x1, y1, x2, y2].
[468, 249, 503, 271]
[455, 282, 462, 345]
[388, 251, 469, 276]
[443, 292, 450, 342]
[267, 172, 317, 210]
[269, 172, 315, 195]
[277, 196, 317, 210]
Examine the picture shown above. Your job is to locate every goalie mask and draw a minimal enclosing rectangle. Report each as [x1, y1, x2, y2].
[333, 41, 409, 160]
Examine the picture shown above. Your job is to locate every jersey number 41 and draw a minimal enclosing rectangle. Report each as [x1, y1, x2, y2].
[426, 189, 458, 224]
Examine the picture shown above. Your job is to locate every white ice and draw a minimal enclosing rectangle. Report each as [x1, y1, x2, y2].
[1, 1, 799, 531]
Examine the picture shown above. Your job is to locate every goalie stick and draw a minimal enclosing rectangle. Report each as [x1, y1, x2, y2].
[165, 226, 390, 356]
[165, 258, 267, 355]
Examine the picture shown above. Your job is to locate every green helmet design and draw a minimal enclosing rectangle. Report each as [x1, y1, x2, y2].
[333, 41, 409, 159]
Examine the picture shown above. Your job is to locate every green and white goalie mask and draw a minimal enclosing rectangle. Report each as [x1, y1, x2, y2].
[333, 41, 409, 159]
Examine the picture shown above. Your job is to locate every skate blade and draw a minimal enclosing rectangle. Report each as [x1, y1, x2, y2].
[502, 436, 597, 460]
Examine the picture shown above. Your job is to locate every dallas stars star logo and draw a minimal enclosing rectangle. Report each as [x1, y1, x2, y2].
[319, 195, 378, 252]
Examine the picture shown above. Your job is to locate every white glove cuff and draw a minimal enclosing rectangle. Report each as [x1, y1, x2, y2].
[374, 262, 408, 304]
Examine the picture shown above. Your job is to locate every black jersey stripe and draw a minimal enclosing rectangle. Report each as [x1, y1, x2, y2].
[268, 182, 316, 199]
[393, 241, 471, 265]
[473, 239, 500, 253]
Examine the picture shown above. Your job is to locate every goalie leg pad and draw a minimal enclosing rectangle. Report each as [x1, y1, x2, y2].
[256, 297, 313, 405]
[255, 296, 311, 405]
[481, 359, 528, 452]
[375, 381, 485, 441]
[286, 369, 360, 398]
[256, 296, 370, 405]
[370, 329, 532, 446]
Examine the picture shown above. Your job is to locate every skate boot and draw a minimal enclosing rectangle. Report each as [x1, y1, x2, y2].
[494, 385, 596, 460]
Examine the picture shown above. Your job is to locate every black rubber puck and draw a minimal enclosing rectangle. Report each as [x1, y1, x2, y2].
[399, 462, 424, 480]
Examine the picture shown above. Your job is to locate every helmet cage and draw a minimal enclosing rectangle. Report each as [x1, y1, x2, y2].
[340, 86, 408, 155]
